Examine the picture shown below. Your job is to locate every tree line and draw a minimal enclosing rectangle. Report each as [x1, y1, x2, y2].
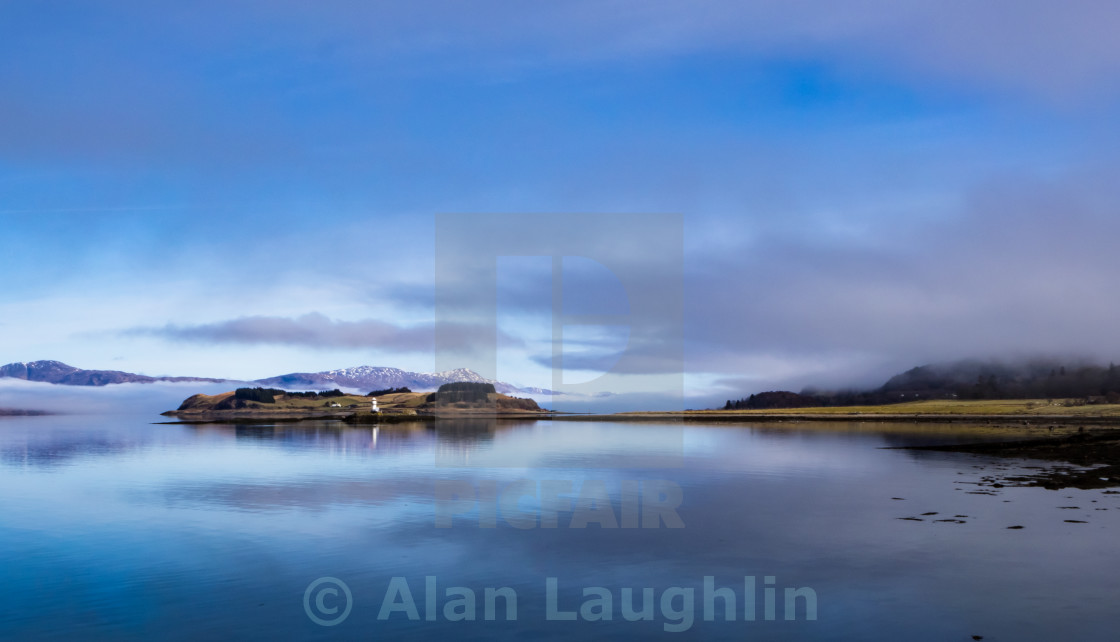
[234, 387, 347, 404]
[365, 387, 411, 397]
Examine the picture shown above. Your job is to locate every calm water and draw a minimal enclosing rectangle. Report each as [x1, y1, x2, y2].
[1, 415, 1118, 640]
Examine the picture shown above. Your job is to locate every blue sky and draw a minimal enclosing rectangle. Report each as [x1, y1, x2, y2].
[3, 1, 1120, 406]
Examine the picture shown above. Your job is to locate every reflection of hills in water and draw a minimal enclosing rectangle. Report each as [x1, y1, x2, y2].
[431, 418, 539, 465]
[736, 420, 1078, 468]
[216, 418, 539, 464]
[0, 421, 449, 468]
[432, 418, 543, 440]
[432, 418, 499, 441]
[221, 421, 434, 454]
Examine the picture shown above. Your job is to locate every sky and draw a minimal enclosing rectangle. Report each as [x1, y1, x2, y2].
[3, 1, 1120, 409]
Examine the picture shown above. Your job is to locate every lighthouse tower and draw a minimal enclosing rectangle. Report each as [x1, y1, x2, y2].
[370, 397, 380, 413]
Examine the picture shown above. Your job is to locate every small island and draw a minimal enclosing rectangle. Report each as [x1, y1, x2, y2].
[162, 381, 548, 423]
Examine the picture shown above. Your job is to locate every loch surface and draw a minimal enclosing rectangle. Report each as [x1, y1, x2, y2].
[1, 415, 1117, 640]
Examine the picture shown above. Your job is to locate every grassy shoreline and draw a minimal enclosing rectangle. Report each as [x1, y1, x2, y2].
[565, 399, 1120, 425]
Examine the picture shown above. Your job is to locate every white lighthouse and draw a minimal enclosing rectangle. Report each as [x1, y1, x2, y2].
[370, 397, 380, 413]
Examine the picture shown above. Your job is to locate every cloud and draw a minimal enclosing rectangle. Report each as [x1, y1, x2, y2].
[682, 166, 1120, 394]
[152, 1, 1120, 101]
[575, 0, 1120, 101]
[5, 0, 1117, 180]
[126, 312, 520, 353]
[5, 2, 1120, 403]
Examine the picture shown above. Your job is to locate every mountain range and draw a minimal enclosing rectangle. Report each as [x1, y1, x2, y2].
[0, 360, 551, 395]
[255, 365, 552, 395]
[0, 361, 229, 387]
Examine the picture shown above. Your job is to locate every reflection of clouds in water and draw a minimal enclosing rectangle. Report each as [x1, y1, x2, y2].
[434, 420, 684, 469]
[0, 418, 442, 469]
[222, 421, 435, 455]
[0, 436, 134, 468]
[140, 476, 441, 514]
[0, 417, 164, 468]
[3, 414, 1120, 638]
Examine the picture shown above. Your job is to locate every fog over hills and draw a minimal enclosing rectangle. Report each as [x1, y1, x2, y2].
[724, 357, 1120, 409]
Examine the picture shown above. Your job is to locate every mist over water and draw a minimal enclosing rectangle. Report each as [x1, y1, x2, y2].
[0, 379, 237, 416]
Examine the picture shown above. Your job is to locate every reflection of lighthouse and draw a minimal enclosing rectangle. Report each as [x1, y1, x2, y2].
[370, 397, 380, 413]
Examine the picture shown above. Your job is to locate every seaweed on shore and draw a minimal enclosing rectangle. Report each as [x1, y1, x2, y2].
[900, 430, 1120, 489]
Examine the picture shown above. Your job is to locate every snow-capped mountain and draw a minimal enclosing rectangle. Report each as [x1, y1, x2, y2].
[254, 365, 553, 395]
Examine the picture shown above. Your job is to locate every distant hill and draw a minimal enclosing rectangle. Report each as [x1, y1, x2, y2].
[872, 359, 1120, 402]
[0, 360, 228, 387]
[725, 358, 1120, 409]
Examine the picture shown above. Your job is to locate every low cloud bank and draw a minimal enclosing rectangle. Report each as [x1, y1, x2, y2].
[0, 378, 234, 416]
[126, 313, 522, 354]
